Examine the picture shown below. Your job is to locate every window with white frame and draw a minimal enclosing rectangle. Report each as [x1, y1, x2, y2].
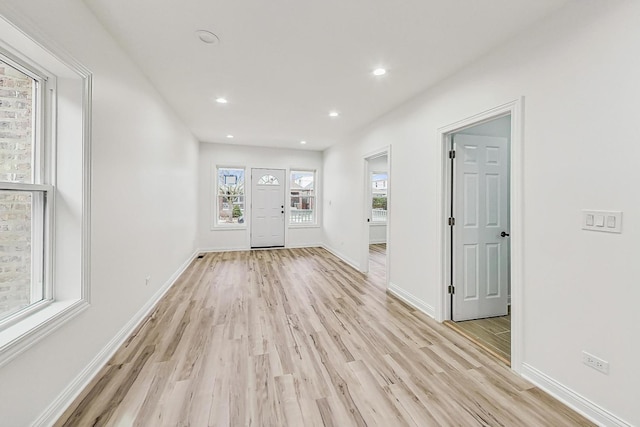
[216, 167, 245, 225]
[290, 170, 315, 225]
[371, 172, 388, 222]
[0, 55, 51, 324]
[0, 14, 90, 366]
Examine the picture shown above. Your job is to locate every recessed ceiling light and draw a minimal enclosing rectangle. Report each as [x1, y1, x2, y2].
[329, 111, 339, 117]
[372, 68, 387, 76]
[196, 30, 220, 45]
[300, 140, 307, 145]
[226, 134, 234, 139]
[216, 97, 228, 104]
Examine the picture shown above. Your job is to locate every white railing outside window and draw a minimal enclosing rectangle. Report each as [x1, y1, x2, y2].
[290, 208, 314, 224]
[372, 208, 387, 222]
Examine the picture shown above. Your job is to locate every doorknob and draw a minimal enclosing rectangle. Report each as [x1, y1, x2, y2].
[500, 231, 510, 237]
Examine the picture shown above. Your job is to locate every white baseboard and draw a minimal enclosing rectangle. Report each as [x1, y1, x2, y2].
[32, 250, 199, 427]
[521, 363, 631, 427]
[320, 244, 361, 271]
[197, 244, 322, 253]
[387, 282, 435, 318]
[197, 246, 249, 253]
[285, 243, 322, 249]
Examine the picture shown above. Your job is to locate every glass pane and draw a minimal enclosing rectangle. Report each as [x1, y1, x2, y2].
[217, 168, 245, 224]
[290, 196, 314, 223]
[372, 195, 387, 222]
[0, 60, 35, 184]
[0, 190, 39, 320]
[372, 173, 387, 190]
[290, 171, 314, 190]
[371, 172, 388, 222]
[258, 175, 279, 185]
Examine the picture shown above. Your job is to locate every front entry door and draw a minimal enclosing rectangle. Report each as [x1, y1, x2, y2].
[453, 134, 509, 321]
[251, 168, 285, 248]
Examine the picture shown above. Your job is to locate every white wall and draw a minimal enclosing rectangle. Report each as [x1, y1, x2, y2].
[323, 1, 639, 424]
[198, 142, 323, 251]
[0, 1, 199, 425]
[368, 155, 388, 244]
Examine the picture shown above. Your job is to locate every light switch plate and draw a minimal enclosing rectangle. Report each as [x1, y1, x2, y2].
[582, 210, 622, 233]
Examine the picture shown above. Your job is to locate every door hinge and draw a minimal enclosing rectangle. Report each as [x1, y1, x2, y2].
[449, 150, 456, 159]
[448, 285, 455, 294]
[448, 217, 455, 226]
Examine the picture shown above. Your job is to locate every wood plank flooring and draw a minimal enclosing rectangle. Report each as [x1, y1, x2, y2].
[368, 243, 386, 282]
[55, 248, 593, 426]
[450, 314, 511, 364]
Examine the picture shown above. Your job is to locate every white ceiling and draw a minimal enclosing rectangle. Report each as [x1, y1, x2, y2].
[83, 0, 569, 151]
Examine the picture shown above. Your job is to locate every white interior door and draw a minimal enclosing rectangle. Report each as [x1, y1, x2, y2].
[251, 168, 285, 248]
[453, 134, 509, 321]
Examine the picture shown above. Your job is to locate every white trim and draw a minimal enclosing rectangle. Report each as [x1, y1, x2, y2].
[321, 244, 361, 271]
[0, 182, 52, 191]
[289, 168, 318, 227]
[80, 66, 93, 305]
[521, 363, 631, 427]
[197, 244, 323, 253]
[387, 282, 435, 318]
[198, 247, 249, 253]
[436, 98, 524, 372]
[213, 165, 246, 228]
[0, 9, 93, 367]
[32, 250, 200, 427]
[0, 300, 89, 369]
[210, 225, 247, 231]
[282, 243, 322, 249]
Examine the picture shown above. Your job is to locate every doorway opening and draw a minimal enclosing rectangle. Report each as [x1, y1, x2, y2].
[362, 149, 390, 287]
[444, 114, 513, 365]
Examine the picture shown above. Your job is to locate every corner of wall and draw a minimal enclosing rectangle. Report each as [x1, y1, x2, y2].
[31, 250, 200, 427]
[387, 282, 435, 319]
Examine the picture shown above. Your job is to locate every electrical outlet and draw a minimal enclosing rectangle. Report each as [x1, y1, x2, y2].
[145, 275, 151, 286]
[582, 351, 609, 374]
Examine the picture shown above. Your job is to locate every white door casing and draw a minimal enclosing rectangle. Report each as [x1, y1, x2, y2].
[453, 134, 509, 321]
[251, 168, 285, 248]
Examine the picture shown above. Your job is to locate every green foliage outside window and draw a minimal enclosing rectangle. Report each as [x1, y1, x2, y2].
[372, 196, 387, 210]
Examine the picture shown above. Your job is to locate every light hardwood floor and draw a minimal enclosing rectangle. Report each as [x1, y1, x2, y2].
[447, 314, 511, 366]
[368, 243, 386, 282]
[56, 248, 593, 426]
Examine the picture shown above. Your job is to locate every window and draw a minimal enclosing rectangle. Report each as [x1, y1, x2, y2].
[216, 167, 245, 225]
[0, 13, 91, 366]
[0, 56, 50, 323]
[290, 170, 315, 225]
[371, 172, 388, 222]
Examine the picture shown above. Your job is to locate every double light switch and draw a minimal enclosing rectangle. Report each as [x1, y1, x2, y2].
[582, 210, 622, 233]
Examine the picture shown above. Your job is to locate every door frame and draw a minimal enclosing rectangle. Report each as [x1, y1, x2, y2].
[437, 98, 524, 372]
[361, 146, 391, 288]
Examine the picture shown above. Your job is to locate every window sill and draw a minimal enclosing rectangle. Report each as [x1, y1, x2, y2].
[211, 224, 247, 231]
[0, 298, 89, 368]
[289, 224, 320, 229]
[370, 221, 387, 225]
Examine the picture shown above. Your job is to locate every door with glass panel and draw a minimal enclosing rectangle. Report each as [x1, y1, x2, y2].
[251, 168, 285, 248]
